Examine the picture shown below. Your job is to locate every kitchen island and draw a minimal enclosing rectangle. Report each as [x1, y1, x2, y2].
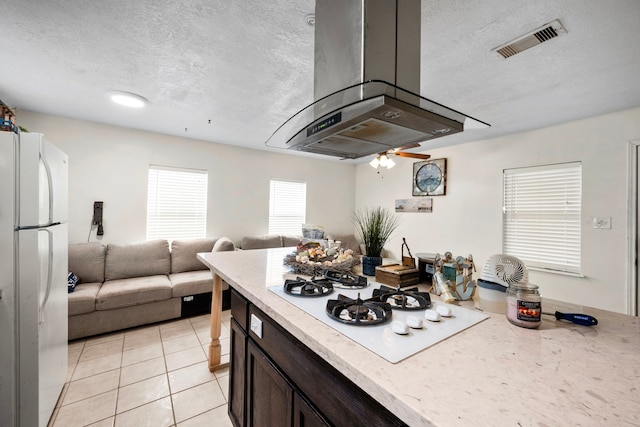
[198, 247, 640, 426]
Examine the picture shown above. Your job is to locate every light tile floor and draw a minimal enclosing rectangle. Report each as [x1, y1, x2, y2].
[48, 311, 233, 427]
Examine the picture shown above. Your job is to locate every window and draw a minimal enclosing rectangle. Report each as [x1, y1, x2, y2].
[146, 165, 208, 241]
[268, 180, 306, 235]
[503, 162, 582, 275]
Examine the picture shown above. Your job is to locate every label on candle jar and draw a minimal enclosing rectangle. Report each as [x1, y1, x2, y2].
[517, 300, 541, 322]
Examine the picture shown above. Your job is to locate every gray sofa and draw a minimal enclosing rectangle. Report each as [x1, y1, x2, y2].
[240, 233, 361, 254]
[67, 237, 235, 340]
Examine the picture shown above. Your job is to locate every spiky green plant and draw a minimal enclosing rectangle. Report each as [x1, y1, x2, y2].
[352, 207, 400, 257]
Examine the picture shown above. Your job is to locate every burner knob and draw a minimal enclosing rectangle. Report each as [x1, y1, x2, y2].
[425, 309, 441, 322]
[407, 316, 423, 329]
[391, 320, 409, 335]
[436, 305, 453, 317]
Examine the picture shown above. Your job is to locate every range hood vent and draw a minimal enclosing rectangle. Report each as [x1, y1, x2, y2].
[492, 19, 567, 59]
[265, 0, 488, 159]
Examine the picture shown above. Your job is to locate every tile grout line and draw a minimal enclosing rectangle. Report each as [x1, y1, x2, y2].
[163, 330, 178, 426]
[112, 336, 124, 425]
[54, 315, 231, 426]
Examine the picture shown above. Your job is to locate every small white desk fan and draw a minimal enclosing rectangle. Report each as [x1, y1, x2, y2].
[480, 254, 528, 286]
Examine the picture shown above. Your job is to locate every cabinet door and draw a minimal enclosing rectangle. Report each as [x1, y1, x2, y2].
[229, 319, 247, 427]
[246, 340, 293, 427]
[293, 392, 330, 427]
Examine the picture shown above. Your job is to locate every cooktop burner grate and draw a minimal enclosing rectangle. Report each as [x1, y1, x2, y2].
[321, 270, 368, 288]
[326, 293, 392, 326]
[371, 285, 431, 310]
[284, 277, 334, 297]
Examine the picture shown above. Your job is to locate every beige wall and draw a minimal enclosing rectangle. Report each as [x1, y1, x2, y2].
[17, 111, 357, 246]
[18, 107, 640, 313]
[356, 107, 640, 313]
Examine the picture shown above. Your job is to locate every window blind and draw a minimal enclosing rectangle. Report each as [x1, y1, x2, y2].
[503, 162, 582, 274]
[146, 165, 208, 241]
[268, 180, 306, 235]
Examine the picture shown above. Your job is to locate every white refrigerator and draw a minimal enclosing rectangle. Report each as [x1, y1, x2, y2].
[0, 132, 69, 426]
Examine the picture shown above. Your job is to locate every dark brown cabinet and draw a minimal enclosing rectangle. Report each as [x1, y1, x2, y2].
[246, 340, 292, 426]
[229, 301, 328, 427]
[228, 288, 406, 427]
[228, 319, 246, 427]
[293, 393, 328, 427]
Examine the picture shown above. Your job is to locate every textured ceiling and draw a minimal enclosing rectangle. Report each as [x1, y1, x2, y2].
[2, 0, 640, 162]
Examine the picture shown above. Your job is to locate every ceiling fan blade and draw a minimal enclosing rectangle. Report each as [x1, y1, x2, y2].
[392, 152, 431, 160]
[396, 143, 421, 150]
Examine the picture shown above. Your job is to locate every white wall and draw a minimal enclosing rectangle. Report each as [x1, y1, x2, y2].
[18, 111, 357, 246]
[17, 107, 640, 313]
[356, 107, 640, 314]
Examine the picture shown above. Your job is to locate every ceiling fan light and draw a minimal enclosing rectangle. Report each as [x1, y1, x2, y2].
[386, 158, 395, 169]
[369, 157, 380, 168]
[379, 155, 389, 167]
[109, 91, 148, 108]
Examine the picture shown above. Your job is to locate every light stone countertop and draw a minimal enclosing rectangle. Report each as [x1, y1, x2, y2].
[199, 248, 640, 427]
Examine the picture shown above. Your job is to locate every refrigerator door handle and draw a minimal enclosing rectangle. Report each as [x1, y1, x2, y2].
[39, 229, 53, 324]
[40, 152, 55, 225]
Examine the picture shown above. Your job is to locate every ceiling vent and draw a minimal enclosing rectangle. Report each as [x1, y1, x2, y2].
[492, 19, 567, 59]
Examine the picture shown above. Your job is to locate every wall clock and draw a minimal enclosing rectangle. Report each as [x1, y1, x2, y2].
[412, 158, 446, 196]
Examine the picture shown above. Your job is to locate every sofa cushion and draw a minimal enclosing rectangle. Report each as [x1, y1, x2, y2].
[281, 235, 301, 247]
[105, 240, 170, 281]
[171, 238, 217, 273]
[96, 275, 172, 310]
[170, 270, 214, 297]
[68, 242, 106, 283]
[241, 235, 282, 250]
[68, 282, 101, 316]
[212, 236, 235, 253]
[69, 299, 181, 341]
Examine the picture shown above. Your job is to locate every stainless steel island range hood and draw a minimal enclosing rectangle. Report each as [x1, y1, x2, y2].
[265, 0, 489, 159]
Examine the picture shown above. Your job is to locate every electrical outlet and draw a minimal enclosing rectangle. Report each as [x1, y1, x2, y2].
[250, 314, 263, 339]
[592, 217, 611, 229]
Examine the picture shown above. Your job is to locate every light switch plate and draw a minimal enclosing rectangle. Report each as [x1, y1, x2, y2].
[250, 314, 263, 339]
[592, 216, 612, 229]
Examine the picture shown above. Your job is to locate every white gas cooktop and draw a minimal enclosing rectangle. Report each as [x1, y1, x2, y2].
[268, 282, 489, 363]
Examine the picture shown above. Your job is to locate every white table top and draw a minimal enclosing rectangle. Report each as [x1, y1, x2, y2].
[199, 247, 640, 427]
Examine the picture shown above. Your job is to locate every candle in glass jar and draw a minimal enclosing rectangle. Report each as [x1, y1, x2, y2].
[506, 283, 541, 329]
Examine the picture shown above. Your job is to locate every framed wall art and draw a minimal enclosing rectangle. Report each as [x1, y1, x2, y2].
[395, 198, 433, 213]
[412, 158, 446, 196]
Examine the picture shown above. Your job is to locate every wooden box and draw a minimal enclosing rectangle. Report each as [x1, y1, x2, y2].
[375, 264, 419, 287]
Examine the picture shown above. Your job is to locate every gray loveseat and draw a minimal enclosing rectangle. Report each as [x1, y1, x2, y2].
[67, 237, 234, 340]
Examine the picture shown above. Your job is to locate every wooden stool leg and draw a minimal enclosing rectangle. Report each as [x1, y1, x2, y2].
[208, 273, 223, 372]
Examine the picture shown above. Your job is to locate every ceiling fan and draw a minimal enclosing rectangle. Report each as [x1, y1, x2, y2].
[369, 144, 431, 169]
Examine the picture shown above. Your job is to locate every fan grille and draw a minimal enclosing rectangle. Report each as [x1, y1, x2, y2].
[481, 254, 528, 286]
[495, 258, 526, 284]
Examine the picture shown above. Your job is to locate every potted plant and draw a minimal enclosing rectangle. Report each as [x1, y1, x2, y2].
[352, 206, 400, 275]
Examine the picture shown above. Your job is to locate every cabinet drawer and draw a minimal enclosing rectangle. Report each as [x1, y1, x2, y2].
[230, 288, 248, 331]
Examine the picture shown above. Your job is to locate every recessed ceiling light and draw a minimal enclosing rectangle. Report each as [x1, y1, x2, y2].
[109, 91, 148, 108]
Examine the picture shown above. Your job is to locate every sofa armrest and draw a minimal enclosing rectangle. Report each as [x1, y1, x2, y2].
[211, 236, 235, 252]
